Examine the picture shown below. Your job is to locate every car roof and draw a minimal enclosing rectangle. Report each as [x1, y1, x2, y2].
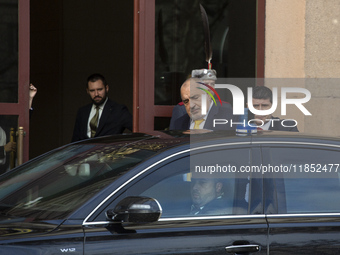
[73, 130, 340, 152]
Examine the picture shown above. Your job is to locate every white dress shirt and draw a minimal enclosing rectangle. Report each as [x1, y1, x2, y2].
[260, 118, 272, 130]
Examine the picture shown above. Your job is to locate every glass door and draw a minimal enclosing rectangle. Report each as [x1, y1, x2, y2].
[0, 0, 30, 174]
[134, 0, 264, 132]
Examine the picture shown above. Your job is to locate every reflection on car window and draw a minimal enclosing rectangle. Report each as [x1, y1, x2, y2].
[141, 172, 237, 217]
[270, 147, 340, 213]
[141, 173, 192, 216]
[115, 148, 252, 219]
[279, 177, 340, 213]
[0, 143, 159, 220]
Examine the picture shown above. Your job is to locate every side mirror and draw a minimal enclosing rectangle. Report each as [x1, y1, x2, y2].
[106, 196, 162, 223]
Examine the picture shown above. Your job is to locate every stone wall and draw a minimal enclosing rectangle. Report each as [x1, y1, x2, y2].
[265, 0, 340, 136]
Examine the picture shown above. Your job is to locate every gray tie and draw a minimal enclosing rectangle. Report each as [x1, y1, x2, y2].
[90, 106, 100, 138]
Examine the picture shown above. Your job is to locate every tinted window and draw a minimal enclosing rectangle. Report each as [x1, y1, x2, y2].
[279, 177, 340, 213]
[0, 143, 158, 220]
[270, 147, 340, 213]
[141, 170, 239, 217]
[101, 147, 254, 219]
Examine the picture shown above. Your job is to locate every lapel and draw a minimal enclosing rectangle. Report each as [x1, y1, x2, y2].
[82, 104, 93, 137]
[181, 114, 191, 129]
[184, 115, 190, 129]
[96, 99, 113, 136]
[175, 114, 190, 130]
[204, 104, 219, 129]
[268, 117, 279, 130]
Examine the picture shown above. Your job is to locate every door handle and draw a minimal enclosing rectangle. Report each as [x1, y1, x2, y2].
[225, 244, 261, 254]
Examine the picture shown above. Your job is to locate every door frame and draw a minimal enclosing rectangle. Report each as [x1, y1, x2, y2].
[133, 0, 265, 132]
[0, 0, 30, 162]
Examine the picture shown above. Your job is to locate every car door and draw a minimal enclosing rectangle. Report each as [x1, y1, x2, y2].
[82, 143, 268, 255]
[263, 144, 340, 254]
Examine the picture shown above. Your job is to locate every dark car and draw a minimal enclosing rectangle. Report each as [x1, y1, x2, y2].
[1, 130, 340, 254]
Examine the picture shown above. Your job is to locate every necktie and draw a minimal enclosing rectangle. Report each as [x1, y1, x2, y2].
[90, 106, 100, 138]
[194, 119, 204, 129]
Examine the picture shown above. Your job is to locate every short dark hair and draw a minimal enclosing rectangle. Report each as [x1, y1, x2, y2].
[86, 73, 107, 87]
[252, 86, 272, 104]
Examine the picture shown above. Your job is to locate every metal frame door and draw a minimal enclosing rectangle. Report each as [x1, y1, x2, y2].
[133, 0, 265, 132]
[0, 0, 30, 163]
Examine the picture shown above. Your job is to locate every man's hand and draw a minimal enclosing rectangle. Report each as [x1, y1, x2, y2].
[29, 83, 37, 110]
[29, 84, 37, 99]
[4, 141, 16, 153]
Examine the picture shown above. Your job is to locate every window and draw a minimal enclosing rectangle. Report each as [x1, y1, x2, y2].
[270, 147, 340, 213]
[0, 143, 158, 220]
[280, 177, 340, 213]
[99, 147, 255, 220]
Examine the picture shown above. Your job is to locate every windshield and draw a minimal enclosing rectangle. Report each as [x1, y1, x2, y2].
[0, 139, 162, 220]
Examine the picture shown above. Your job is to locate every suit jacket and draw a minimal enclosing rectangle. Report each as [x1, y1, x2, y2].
[268, 117, 299, 132]
[190, 197, 233, 215]
[0, 147, 9, 175]
[0, 147, 4, 160]
[0, 127, 6, 161]
[169, 103, 187, 130]
[0, 127, 8, 174]
[169, 102, 232, 130]
[171, 104, 237, 130]
[72, 99, 132, 142]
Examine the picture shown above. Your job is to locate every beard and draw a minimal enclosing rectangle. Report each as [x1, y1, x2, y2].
[91, 93, 107, 106]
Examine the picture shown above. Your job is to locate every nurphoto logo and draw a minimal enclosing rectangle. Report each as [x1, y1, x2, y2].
[200, 84, 312, 128]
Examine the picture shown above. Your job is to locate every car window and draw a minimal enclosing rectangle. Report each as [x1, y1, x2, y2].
[140, 171, 240, 217]
[270, 147, 340, 214]
[0, 143, 158, 220]
[278, 177, 340, 213]
[99, 147, 255, 220]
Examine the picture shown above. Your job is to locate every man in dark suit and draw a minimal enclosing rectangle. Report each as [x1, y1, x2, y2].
[72, 74, 132, 142]
[190, 178, 231, 215]
[248, 86, 298, 131]
[170, 69, 220, 130]
[171, 77, 236, 130]
[169, 102, 186, 130]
